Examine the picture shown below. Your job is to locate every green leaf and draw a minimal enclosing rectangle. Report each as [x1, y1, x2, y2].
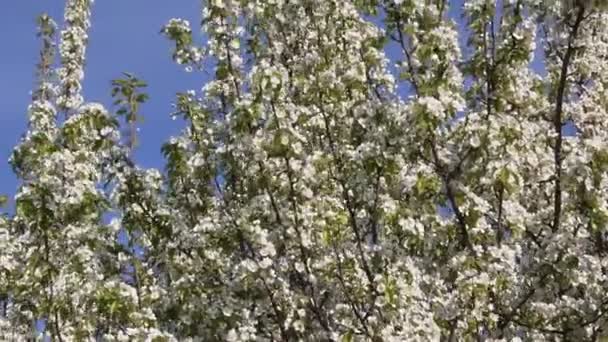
[229, 38, 240, 50]
[136, 93, 149, 103]
[341, 330, 354, 342]
[466, 209, 481, 227]
[216, 64, 230, 80]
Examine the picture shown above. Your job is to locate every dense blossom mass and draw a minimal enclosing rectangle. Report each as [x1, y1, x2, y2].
[2, 0, 608, 340]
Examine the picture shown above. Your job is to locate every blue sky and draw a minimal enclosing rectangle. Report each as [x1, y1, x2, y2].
[0, 1, 207, 205]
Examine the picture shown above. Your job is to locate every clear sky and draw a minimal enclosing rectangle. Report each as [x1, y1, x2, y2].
[0, 1, 207, 207]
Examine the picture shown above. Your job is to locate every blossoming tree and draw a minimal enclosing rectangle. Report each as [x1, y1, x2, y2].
[2, 0, 608, 340]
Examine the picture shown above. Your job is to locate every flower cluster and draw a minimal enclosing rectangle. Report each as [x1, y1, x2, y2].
[57, 0, 93, 111]
[161, 19, 204, 71]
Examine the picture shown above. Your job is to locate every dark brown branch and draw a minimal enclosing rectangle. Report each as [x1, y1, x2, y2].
[551, 4, 586, 232]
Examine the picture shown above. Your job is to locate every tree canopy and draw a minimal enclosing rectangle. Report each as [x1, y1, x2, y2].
[2, 0, 608, 340]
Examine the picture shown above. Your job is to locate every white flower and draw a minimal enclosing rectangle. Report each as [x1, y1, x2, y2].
[259, 257, 273, 269]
